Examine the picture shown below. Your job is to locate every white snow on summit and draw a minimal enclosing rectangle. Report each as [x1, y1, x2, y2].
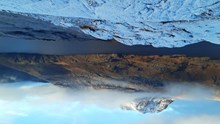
[0, 0, 220, 47]
[121, 97, 173, 113]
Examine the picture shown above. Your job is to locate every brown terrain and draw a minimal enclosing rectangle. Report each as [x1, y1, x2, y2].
[0, 53, 220, 92]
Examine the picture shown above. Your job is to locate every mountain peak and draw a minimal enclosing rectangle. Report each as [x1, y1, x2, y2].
[121, 97, 173, 114]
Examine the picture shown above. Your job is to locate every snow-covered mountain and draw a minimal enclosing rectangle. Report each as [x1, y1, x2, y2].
[121, 97, 173, 113]
[0, 0, 219, 47]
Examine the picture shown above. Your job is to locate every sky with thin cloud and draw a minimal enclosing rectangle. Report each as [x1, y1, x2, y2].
[0, 82, 220, 124]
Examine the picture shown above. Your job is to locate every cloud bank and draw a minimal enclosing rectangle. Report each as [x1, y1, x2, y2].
[0, 81, 219, 124]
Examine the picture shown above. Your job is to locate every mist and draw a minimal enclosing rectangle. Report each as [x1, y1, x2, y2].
[0, 81, 219, 124]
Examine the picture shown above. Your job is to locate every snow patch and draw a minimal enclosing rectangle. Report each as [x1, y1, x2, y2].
[0, 0, 219, 47]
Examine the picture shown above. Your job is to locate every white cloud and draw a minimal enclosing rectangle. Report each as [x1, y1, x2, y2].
[137, 115, 220, 124]
[5, 111, 28, 117]
[175, 115, 220, 124]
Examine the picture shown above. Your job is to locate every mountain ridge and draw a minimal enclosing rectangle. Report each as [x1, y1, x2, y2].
[0, 0, 219, 47]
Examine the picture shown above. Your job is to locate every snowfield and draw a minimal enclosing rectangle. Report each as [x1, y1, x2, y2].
[0, 0, 219, 47]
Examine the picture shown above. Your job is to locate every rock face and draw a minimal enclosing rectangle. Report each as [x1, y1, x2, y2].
[121, 97, 173, 113]
[0, 53, 220, 91]
[0, 0, 219, 47]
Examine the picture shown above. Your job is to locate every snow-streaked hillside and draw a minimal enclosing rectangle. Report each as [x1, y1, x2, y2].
[0, 0, 220, 47]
